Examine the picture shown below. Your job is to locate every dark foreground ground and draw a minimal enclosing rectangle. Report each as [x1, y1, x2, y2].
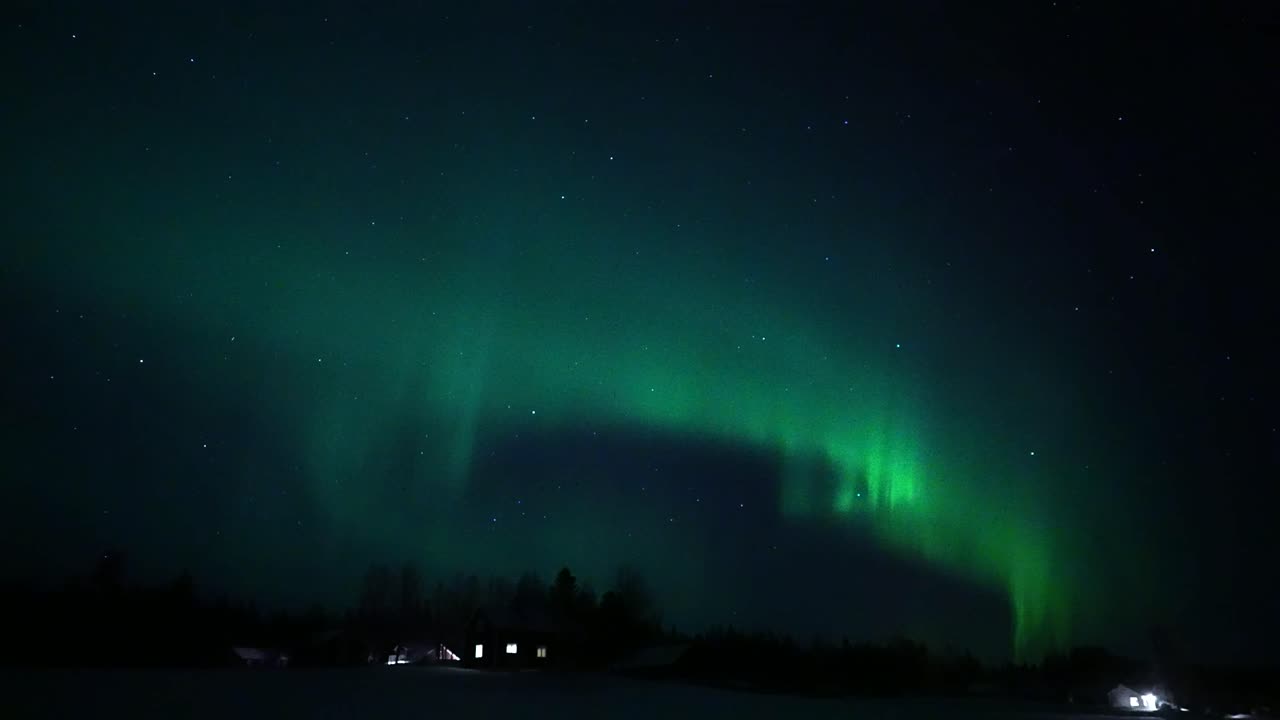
[0, 666, 1149, 719]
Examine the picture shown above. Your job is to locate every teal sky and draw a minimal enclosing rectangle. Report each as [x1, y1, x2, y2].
[5, 2, 1276, 663]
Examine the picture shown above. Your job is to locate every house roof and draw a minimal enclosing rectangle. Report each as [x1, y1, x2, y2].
[471, 606, 564, 634]
[1108, 684, 1144, 701]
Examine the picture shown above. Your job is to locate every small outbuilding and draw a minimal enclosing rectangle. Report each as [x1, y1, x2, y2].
[385, 642, 461, 665]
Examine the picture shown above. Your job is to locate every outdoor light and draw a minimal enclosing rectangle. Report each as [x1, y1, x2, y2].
[474, 644, 483, 659]
[506, 643, 518, 654]
[1140, 693, 1157, 711]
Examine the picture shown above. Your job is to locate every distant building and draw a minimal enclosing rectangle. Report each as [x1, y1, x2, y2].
[465, 607, 560, 670]
[231, 647, 289, 668]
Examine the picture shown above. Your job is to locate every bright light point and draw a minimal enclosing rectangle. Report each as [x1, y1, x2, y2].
[560, 195, 565, 199]
[1030, 451, 1036, 456]
[1130, 697, 1139, 708]
[1150, 248, 1155, 252]
[139, 358, 144, 363]
[505, 643, 517, 654]
[895, 343, 901, 349]
[1140, 694, 1157, 711]
[474, 644, 483, 659]
[530, 409, 536, 415]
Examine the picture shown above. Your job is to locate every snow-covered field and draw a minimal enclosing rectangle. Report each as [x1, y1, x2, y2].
[0, 667, 1132, 719]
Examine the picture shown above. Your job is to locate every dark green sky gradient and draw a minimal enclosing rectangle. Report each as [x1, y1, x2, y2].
[12, 113, 1131, 657]
[5, 2, 1277, 662]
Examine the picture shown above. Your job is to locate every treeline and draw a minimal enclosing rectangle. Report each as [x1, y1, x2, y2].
[666, 636, 1275, 710]
[4, 552, 327, 667]
[351, 562, 664, 667]
[663, 630, 978, 696]
[1, 553, 664, 669]
[3, 554, 1275, 712]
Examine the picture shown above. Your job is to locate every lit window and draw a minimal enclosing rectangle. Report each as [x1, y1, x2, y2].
[506, 643, 518, 654]
[474, 644, 483, 659]
[1129, 697, 1139, 708]
[1141, 694, 1157, 711]
[536, 646, 547, 659]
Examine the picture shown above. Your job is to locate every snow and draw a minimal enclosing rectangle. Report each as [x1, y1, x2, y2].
[0, 667, 1136, 719]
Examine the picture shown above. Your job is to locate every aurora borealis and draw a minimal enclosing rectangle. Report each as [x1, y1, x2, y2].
[4, 2, 1277, 663]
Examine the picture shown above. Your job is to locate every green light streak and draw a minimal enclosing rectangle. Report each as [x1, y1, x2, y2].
[44, 204, 1086, 659]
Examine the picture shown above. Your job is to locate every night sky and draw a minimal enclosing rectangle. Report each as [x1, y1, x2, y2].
[4, 2, 1277, 663]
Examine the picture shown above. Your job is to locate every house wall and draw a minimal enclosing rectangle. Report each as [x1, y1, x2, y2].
[465, 627, 554, 670]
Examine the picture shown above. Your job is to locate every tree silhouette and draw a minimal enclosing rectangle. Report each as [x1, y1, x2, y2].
[550, 567, 578, 619]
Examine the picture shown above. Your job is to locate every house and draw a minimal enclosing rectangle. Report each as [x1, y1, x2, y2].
[465, 607, 560, 670]
[1108, 684, 1160, 711]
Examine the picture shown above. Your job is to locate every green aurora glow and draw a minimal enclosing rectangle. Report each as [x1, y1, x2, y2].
[27, 199, 1098, 658]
